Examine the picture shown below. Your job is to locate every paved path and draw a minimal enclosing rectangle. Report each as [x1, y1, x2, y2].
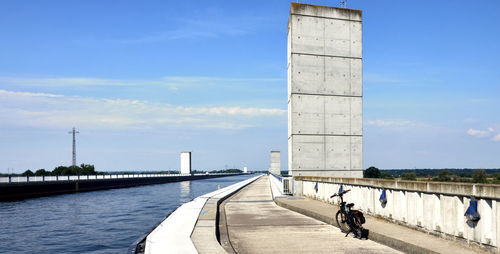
[220, 176, 401, 254]
[276, 192, 487, 254]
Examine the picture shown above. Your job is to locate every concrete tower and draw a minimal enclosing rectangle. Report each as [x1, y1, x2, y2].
[180, 152, 191, 175]
[269, 151, 281, 175]
[287, 3, 363, 178]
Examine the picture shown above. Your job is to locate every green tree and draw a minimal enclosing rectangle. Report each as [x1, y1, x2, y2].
[493, 173, 500, 184]
[436, 170, 451, 182]
[381, 172, 394, 179]
[472, 169, 487, 183]
[402, 172, 417, 180]
[35, 169, 48, 176]
[79, 164, 96, 175]
[52, 166, 69, 175]
[22, 170, 35, 176]
[51, 164, 98, 175]
[364, 166, 381, 178]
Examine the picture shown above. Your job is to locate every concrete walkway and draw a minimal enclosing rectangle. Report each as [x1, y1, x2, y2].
[220, 176, 401, 254]
[275, 194, 487, 254]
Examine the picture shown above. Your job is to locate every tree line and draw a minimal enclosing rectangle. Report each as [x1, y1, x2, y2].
[364, 166, 500, 184]
[5, 167, 244, 177]
[19, 164, 101, 176]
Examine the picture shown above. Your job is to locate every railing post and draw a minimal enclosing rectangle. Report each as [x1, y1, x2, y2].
[56, 175, 59, 181]
[27, 176, 29, 183]
[9, 176, 11, 183]
[42, 175, 45, 182]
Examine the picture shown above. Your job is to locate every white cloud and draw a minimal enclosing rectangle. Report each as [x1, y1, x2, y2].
[366, 120, 413, 127]
[463, 118, 479, 124]
[0, 89, 286, 130]
[0, 76, 282, 89]
[466, 128, 494, 138]
[493, 133, 500, 142]
[0, 89, 62, 98]
[364, 73, 409, 84]
[104, 15, 268, 44]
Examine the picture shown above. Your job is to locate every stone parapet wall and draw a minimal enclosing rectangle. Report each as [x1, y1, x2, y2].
[295, 176, 500, 199]
[294, 176, 500, 252]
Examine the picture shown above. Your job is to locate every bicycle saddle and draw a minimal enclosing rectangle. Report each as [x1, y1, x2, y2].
[346, 203, 355, 208]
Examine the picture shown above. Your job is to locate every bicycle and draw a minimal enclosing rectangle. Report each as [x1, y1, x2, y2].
[330, 189, 366, 238]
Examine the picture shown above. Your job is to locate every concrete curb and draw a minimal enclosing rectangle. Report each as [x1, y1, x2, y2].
[192, 175, 264, 254]
[274, 198, 439, 254]
[142, 175, 262, 254]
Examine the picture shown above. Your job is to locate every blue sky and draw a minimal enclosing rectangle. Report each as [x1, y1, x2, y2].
[1, 0, 499, 173]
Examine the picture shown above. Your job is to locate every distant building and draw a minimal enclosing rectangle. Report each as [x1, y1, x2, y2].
[243, 167, 248, 173]
[180, 152, 191, 175]
[269, 151, 281, 175]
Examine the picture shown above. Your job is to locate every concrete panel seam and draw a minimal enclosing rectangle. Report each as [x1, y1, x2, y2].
[290, 133, 363, 137]
[291, 13, 362, 23]
[291, 52, 362, 60]
[289, 92, 362, 98]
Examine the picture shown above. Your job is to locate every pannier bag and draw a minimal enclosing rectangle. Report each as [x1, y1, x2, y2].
[353, 210, 365, 224]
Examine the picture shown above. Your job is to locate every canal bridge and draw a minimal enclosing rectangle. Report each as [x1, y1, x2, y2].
[136, 175, 488, 254]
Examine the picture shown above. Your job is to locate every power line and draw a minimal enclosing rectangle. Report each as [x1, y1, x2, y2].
[68, 127, 80, 166]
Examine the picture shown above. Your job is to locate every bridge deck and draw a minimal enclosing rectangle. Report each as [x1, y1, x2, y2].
[220, 176, 401, 254]
[275, 195, 487, 254]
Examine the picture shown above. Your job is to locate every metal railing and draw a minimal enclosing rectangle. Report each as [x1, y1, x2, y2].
[282, 176, 294, 195]
[270, 173, 294, 195]
[0, 172, 239, 184]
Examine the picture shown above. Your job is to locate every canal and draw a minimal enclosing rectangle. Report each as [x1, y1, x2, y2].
[0, 174, 254, 253]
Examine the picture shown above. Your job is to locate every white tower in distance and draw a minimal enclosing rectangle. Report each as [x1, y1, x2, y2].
[180, 152, 192, 175]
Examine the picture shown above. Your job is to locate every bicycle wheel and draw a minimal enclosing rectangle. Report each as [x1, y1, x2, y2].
[335, 210, 349, 233]
[351, 216, 363, 238]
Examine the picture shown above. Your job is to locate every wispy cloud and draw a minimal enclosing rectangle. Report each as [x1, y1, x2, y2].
[365, 119, 456, 134]
[0, 76, 282, 89]
[106, 15, 266, 44]
[0, 89, 286, 130]
[366, 120, 414, 127]
[493, 133, 500, 142]
[364, 73, 410, 84]
[0, 89, 63, 98]
[463, 118, 479, 123]
[466, 127, 494, 138]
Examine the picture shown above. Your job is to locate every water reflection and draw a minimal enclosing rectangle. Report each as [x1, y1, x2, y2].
[180, 181, 191, 203]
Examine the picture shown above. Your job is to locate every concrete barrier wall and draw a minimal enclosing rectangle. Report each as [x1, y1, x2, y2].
[294, 176, 500, 250]
[269, 174, 283, 198]
[143, 175, 263, 254]
[0, 173, 247, 201]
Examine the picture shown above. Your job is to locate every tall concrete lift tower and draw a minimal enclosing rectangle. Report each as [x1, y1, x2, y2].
[180, 152, 192, 175]
[288, 3, 363, 178]
[68, 127, 79, 167]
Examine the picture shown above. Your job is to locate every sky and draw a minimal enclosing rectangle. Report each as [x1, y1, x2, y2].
[1, 0, 499, 173]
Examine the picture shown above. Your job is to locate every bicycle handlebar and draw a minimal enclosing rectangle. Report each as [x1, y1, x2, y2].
[330, 189, 350, 198]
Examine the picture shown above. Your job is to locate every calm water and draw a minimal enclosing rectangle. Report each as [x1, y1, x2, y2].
[0, 174, 254, 253]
